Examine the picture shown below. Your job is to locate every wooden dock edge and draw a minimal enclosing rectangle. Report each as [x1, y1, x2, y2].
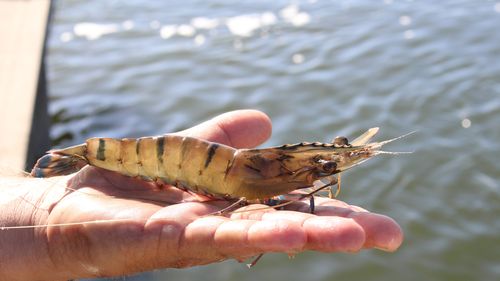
[0, 0, 52, 173]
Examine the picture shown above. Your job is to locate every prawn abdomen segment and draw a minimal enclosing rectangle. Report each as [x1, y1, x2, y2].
[86, 138, 129, 175]
[85, 135, 238, 196]
[169, 136, 237, 196]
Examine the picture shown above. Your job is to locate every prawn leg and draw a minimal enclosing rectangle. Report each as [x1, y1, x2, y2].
[247, 253, 264, 268]
[329, 173, 341, 199]
[210, 197, 248, 216]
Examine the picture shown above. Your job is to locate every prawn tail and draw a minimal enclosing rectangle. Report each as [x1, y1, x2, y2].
[30, 144, 88, 178]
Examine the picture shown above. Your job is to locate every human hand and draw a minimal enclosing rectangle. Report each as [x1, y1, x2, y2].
[0, 110, 403, 281]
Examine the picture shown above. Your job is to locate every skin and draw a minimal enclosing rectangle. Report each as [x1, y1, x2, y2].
[0, 109, 403, 281]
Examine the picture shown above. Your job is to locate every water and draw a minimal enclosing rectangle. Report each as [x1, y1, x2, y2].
[47, 1, 500, 280]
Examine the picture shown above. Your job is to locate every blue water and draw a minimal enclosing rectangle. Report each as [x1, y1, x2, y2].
[49, 1, 500, 280]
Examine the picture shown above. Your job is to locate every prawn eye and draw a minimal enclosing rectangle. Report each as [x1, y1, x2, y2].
[333, 136, 350, 147]
[321, 161, 337, 172]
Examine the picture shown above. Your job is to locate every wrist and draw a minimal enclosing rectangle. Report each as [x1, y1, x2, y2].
[0, 175, 71, 281]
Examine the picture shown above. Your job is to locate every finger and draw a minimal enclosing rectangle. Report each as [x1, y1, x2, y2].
[175, 109, 272, 148]
[233, 205, 402, 253]
[347, 212, 403, 252]
[287, 199, 403, 252]
[251, 211, 365, 253]
[156, 217, 307, 267]
[281, 197, 357, 216]
[229, 203, 278, 220]
[231, 198, 356, 222]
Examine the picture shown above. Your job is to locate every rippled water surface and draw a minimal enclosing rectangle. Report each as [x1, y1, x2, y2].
[48, 1, 500, 280]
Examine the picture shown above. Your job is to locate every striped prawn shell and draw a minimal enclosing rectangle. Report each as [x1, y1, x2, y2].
[84, 135, 238, 198]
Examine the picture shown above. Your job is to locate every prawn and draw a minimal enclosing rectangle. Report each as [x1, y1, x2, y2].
[31, 127, 411, 205]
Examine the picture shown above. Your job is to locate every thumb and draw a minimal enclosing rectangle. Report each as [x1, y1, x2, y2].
[175, 109, 272, 148]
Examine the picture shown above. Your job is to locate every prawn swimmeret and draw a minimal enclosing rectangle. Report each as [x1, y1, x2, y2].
[31, 127, 411, 209]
